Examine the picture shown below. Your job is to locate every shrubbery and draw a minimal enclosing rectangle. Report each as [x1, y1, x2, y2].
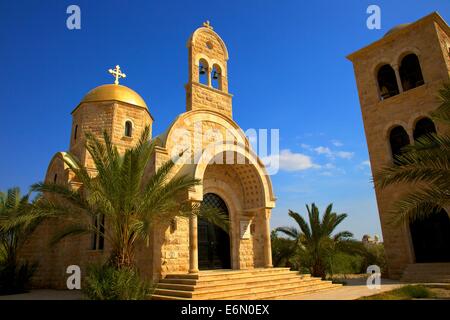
[0, 262, 37, 295]
[272, 231, 387, 277]
[83, 264, 153, 300]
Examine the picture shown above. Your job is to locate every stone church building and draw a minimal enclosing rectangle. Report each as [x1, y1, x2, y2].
[348, 12, 450, 281]
[20, 22, 281, 292]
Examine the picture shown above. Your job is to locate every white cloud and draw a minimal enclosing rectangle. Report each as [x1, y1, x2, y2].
[361, 160, 370, 167]
[314, 146, 354, 160]
[314, 146, 332, 156]
[262, 149, 319, 172]
[356, 160, 370, 171]
[300, 143, 311, 150]
[336, 151, 354, 159]
[331, 140, 344, 147]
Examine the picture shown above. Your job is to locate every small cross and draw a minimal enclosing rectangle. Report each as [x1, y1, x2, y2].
[203, 20, 213, 30]
[108, 65, 126, 85]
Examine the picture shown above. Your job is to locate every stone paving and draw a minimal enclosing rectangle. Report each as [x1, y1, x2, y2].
[284, 278, 405, 300]
[0, 289, 83, 300]
[0, 278, 406, 300]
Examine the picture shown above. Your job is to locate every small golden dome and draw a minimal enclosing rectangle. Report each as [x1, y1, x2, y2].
[80, 84, 148, 109]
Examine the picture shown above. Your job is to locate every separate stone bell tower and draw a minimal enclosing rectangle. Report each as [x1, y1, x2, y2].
[185, 21, 233, 118]
[347, 12, 450, 279]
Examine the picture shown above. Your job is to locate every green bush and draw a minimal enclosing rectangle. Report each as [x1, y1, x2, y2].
[359, 243, 386, 274]
[83, 264, 153, 300]
[361, 285, 434, 300]
[271, 232, 297, 268]
[329, 252, 364, 275]
[400, 285, 433, 299]
[0, 262, 37, 295]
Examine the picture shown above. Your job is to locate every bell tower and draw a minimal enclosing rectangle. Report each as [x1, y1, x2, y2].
[185, 21, 233, 118]
[347, 12, 450, 279]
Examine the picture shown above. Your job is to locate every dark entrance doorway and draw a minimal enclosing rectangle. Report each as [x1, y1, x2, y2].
[198, 193, 231, 270]
[410, 210, 450, 262]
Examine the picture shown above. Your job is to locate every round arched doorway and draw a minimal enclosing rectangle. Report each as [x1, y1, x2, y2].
[198, 193, 231, 269]
[410, 209, 450, 262]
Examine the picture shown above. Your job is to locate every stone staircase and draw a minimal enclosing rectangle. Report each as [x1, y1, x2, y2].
[150, 268, 341, 300]
[401, 263, 450, 283]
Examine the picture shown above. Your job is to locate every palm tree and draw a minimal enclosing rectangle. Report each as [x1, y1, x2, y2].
[0, 188, 41, 267]
[0, 187, 42, 293]
[271, 230, 297, 267]
[31, 126, 228, 269]
[275, 203, 353, 278]
[374, 83, 450, 225]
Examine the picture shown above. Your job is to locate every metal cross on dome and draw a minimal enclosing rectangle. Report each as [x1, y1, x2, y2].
[108, 65, 126, 85]
[203, 20, 213, 30]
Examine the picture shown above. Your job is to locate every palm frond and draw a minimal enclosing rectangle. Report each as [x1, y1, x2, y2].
[387, 186, 449, 225]
[275, 226, 300, 239]
[287, 210, 311, 240]
[49, 223, 93, 247]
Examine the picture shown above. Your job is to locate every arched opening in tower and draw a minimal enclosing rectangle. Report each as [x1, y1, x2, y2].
[377, 64, 400, 100]
[399, 54, 424, 91]
[389, 125, 410, 162]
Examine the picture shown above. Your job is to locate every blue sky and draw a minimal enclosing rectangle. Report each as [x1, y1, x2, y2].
[0, 1, 448, 240]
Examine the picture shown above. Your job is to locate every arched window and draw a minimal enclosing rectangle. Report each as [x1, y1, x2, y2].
[124, 121, 133, 137]
[199, 59, 209, 85]
[399, 54, 424, 91]
[377, 64, 399, 100]
[74, 125, 78, 141]
[389, 126, 410, 160]
[413, 117, 436, 141]
[53, 174, 58, 183]
[211, 64, 222, 90]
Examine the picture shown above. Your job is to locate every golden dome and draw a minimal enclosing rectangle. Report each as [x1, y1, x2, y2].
[80, 84, 148, 109]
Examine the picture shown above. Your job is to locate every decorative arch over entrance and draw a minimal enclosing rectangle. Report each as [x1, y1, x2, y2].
[181, 143, 275, 273]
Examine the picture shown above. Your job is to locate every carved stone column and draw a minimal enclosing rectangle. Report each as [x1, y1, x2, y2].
[207, 67, 212, 87]
[189, 203, 199, 273]
[263, 208, 273, 268]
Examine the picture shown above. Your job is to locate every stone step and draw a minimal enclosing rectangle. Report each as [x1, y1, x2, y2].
[406, 263, 450, 267]
[207, 280, 337, 300]
[151, 294, 191, 300]
[154, 278, 335, 299]
[401, 263, 450, 283]
[266, 283, 342, 300]
[151, 282, 340, 300]
[151, 268, 341, 300]
[159, 271, 310, 286]
[209, 283, 341, 300]
[401, 278, 450, 283]
[157, 276, 320, 292]
[152, 283, 338, 300]
[403, 268, 450, 273]
[155, 277, 326, 297]
[164, 268, 292, 280]
[403, 272, 450, 276]
[403, 264, 450, 271]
